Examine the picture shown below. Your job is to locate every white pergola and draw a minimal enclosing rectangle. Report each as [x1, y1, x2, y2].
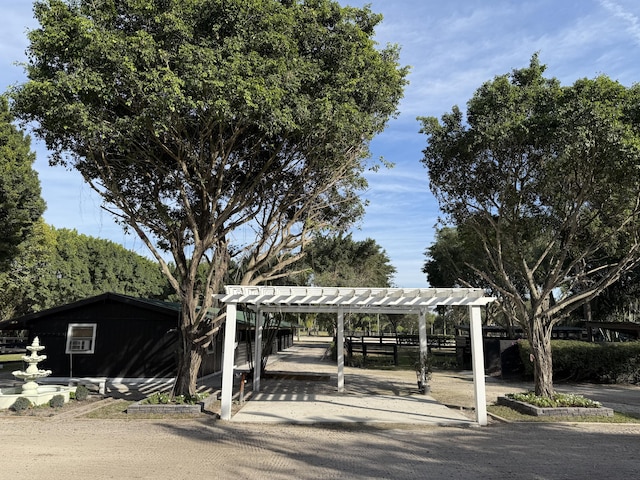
[215, 285, 496, 425]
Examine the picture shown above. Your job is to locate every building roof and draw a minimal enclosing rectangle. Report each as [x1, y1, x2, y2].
[0, 292, 181, 330]
[0, 292, 297, 330]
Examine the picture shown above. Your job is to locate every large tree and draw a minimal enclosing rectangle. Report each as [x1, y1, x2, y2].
[303, 233, 396, 288]
[298, 233, 396, 334]
[0, 219, 54, 321]
[11, 0, 407, 395]
[420, 56, 640, 397]
[424, 225, 531, 339]
[423, 226, 484, 289]
[0, 96, 46, 270]
[0, 225, 170, 320]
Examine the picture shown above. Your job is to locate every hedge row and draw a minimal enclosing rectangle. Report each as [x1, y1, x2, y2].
[518, 340, 640, 384]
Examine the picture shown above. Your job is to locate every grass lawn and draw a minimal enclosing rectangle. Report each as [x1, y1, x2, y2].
[0, 355, 23, 380]
[0, 354, 24, 362]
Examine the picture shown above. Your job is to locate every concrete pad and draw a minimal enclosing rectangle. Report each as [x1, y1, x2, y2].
[231, 391, 473, 425]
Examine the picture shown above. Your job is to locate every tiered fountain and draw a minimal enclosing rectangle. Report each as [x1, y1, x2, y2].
[0, 337, 72, 409]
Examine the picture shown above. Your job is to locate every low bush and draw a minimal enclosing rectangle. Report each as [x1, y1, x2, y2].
[506, 391, 601, 408]
[10, 396, 32, 412]
[174, 393, 209, 404]
[144, 392, 171, 405]
[143, 391, 209, 405]
[49, 394, 66, 408]
[518, 340, 640, 384]
[74, 385, 90, 401]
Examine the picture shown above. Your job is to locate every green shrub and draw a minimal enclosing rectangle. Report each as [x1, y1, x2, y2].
[518, 340, 640, 384]
[185, 392, 208, 404]
[143, 391, 208, 405]
[74, 385, 90, 401]
[507, 391, 601, 408]
[145, 392, 171, 405]
[10, 396, 32, 412]
[49, 394, 65, 408]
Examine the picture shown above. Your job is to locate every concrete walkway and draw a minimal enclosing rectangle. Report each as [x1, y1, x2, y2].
[229, 336, 640, 424]
[230, 337, 474, 425]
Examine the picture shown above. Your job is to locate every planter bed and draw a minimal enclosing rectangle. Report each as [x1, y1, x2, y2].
[127, 393, 221, 415]
[127, 401, 203, 415]
[497, 396, 614, 417]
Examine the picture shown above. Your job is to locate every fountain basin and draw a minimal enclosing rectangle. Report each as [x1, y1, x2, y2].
[0, 385, 73, 410]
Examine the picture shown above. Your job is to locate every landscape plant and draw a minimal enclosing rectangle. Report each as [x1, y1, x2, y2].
[2, 225, 170, 319]
[143, 391, 208, 405]
[0, 96, 45, 271]
[74, 385, 90, 401]
[11, 0, 407, 398]
[49, 394, 65, 408]
[10, 396, 32, 412]
[506, 392, 601, 409]
[420, 55, 640, 398]
[518, 340, 640, 384]
[0, 96, 46, 320]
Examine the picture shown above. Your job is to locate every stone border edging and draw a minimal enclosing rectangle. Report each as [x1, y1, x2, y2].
[127, 394, 222, 415]
[127, 401, 203, 415]
[497, 396, 614, 417]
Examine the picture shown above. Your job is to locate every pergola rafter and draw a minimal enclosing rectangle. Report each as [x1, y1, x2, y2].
[215, 285, 495, 425]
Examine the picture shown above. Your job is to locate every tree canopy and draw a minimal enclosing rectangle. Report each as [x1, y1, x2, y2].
[11, 0, 407, 395]
[303, 233, 396, 288]
[0, 96, 46, 270]
[296, 233, 396, 334]
[0, 225, 170, 320]
[420, 55, 640, 396]
[423, 226, 484, 289]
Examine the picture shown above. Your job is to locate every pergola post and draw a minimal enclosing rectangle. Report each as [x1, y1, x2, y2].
[253, 308, 263, 392]
[337, 306, 345, 392]
[418, 308, 429, 393]
[220, 302, 238, 421]
[469, 305, 488, 426]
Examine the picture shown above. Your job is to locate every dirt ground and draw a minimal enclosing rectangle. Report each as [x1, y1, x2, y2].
[1, 401, 639, 479]
[2, 340, 640, 478]
[1, 370, 640, 479]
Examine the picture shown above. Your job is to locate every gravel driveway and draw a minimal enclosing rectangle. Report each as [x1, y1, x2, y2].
[2, 338, 639, 478]
[1, 416, 639, 479]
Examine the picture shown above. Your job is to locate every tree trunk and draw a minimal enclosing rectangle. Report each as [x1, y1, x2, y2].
[172, 327, 204, 398]
[171, 240, 229, 398]
[530, 318, 554, 397]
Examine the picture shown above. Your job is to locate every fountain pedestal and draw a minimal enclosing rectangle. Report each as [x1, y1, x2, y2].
[12, 337, 52, 393]
[0, 337, 71, 409]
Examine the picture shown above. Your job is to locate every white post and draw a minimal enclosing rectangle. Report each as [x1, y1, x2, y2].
[220, 302, 238, 421]
[418, 308, 428, 393]
[337, 307, 345, 392]
[253, 308, 263, 392]
[469, 305, 488, 426]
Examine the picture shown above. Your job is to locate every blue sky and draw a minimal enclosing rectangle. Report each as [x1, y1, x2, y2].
[2, 0, 640, 287]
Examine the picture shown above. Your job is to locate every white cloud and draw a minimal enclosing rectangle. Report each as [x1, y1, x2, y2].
[599, 0, 640, 46]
